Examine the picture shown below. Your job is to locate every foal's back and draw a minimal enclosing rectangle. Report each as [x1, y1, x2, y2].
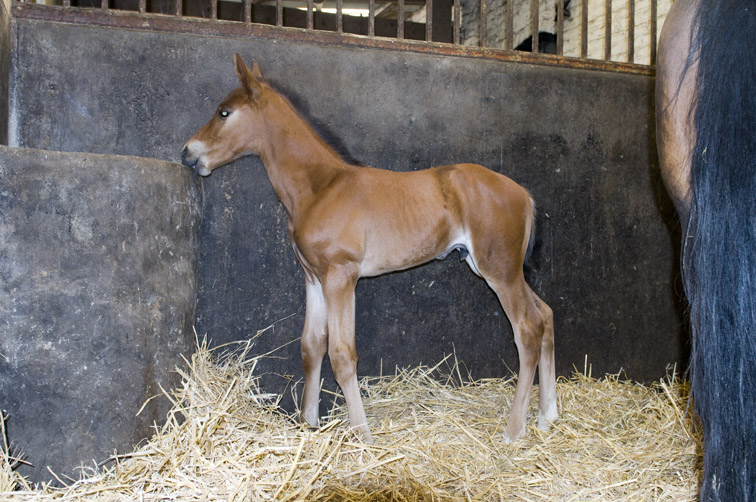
[291, 162, 533, 279]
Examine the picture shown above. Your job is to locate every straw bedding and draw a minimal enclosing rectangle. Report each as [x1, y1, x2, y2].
[1, 335, 702, 501]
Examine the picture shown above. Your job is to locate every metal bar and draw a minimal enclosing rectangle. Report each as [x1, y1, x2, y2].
[432, 0, 451, 43]
[627, 0, 634, 63]
[479, 0, 486, 47]
[337, 0, 343, 33]
[556, 0, 564, 55]
[101, 0, 107, 11]
[649, 0, 657, 65]
[453, 0, 460, 45]
[243, 0, 251, 23]
[425, 0, 432, 42]
[604, 0, 611, 60]
[138, 0, 146, 14]
[11, 2, 656, 75]
[307, 0, 313, 30]
[175, 0, 181, 17]
[505, 0, 513, 50]
[368, 0, 374, 36]
[211, 0, 217, 20]
[581, 0, 587, 58]
[276, 0, 282, 26]
[530, 0, 539, 53]
[397, 0, 404, 39]
[63, 0, 70, 7]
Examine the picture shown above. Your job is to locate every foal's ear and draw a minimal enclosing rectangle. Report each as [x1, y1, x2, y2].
[251, 60, 264, 81]
[234, 53, 263, 101]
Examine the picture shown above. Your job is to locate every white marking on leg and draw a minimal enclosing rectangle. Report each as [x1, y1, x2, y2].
[300, 279, 328, 428]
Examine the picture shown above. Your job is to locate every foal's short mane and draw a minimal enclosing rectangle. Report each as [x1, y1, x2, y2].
[267, 79, 367, 168]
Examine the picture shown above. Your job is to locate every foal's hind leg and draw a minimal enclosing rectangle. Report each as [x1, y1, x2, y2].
[300, 278, 328, 428]
[534, 292, 558, 430]
[488, 278, 551, 442]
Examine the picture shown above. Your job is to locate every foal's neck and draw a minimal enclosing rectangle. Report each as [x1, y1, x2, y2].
[258, 93, 349, 215]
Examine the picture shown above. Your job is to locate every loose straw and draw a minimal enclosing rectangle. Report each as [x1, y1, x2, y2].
[0, 335, 702, 501]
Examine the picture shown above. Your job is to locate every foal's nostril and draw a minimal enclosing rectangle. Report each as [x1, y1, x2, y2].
[180, 147, 196, 168]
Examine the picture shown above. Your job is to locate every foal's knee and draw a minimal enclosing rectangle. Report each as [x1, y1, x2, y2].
[537, 299, 553, 332]
[532, 296, 554, 349]
[515, 315, 545, 361]
[302, 334, 327, 372]
[329, 344, 358, 385]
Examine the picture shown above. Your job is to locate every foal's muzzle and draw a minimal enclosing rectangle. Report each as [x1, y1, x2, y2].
[181, 146, 198, 171]
[181, 146, 212, 177]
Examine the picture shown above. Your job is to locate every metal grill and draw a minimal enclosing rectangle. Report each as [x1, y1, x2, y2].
[14, 0, 668, 74]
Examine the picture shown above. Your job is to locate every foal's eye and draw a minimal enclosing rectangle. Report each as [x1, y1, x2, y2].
[218, 109, 231, 119]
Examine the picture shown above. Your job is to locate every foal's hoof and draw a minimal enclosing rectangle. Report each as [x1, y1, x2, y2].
[352, 426, 374, 445]
[503, 425, 526, 444]
[299, 412, 319, 430]
[537, 403, 559, 431]
[358, 431, 375, 445]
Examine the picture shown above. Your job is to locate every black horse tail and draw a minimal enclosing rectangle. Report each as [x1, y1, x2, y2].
[686, 2, 756, 500]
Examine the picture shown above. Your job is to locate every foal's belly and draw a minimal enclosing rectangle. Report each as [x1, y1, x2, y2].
[358, 232, 467, 278]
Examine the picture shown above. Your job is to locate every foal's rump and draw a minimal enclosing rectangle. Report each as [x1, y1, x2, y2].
[444, 163, 535, 276]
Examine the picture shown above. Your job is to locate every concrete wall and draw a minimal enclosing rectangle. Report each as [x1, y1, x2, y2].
[6, 14, 683, 423]
[0, 147, 202, 483]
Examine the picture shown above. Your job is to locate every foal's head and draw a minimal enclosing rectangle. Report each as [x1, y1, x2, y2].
[182, 54, 270, 176]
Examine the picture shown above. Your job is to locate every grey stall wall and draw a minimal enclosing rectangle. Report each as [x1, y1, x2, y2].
[6, 18, 684, 418]
[0, 147, 203, 483]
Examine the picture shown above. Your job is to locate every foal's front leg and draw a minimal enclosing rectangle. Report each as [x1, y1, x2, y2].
[300, 278, 328, 427]
[323, 266, 373, 444]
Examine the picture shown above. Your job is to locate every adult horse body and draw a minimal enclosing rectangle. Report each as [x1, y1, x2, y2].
[657, 0, 756, 499]
[182, 55, 557, 444]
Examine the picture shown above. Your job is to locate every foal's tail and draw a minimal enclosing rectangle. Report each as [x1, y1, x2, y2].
[685, 2, 756, 501]
[522, 195, 538, 282]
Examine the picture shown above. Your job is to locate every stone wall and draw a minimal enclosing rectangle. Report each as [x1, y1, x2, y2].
[0, 147, 202, 483]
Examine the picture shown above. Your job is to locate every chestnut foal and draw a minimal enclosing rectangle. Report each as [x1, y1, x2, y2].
[182, 54, 557, 443]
